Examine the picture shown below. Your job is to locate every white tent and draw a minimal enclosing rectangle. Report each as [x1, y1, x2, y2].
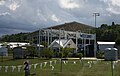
[104, 48, 118, 61]
[13, 47, 25, 59]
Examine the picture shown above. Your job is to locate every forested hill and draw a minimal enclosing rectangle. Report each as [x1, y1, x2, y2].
[0, 32, 29, 42]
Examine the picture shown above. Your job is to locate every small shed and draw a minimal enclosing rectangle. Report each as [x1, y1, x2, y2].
[97, 41, 115, 51]
[0, 46, 8, 56]
[104, 48, 118, 61]
[13, 47, 25, 59]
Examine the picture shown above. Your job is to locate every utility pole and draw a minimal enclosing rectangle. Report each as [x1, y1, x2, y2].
[47, 30, 49, 47]
[93, 13, 100, 57]
[39, 28, 41, 57]
[76, 31, 78, 53]
[50, 28, 52, 44]
[59, 29, 61, 53]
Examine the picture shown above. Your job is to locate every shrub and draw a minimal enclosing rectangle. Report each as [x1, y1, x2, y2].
[41, 48, 53, 59]
[77, 53, 83, 59]
[96, 51, 104, 59]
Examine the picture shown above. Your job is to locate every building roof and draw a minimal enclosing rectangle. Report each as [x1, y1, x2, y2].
[36, 44, 44, 47]
[97, 41, 115, 45]
[46, 21, 94, 32]
[48, 39, 76, 48]
[105, 48, 118, 50]
[7, 42, 30, 48]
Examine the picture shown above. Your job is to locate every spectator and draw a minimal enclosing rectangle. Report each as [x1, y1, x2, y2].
[24, 60, 30, 76]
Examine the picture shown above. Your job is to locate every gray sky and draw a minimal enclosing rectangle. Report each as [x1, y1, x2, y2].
[0, 0, 120, 36]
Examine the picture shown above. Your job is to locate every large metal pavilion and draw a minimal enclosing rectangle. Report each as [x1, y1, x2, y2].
[30, 28, 96, 57]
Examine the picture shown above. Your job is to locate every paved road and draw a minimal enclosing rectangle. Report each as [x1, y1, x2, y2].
[67, 57, 102, 60]
[69, 57, 120, 61]
[53, 57, 120, 61]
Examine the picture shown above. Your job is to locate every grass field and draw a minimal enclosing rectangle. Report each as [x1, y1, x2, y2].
[0, 57, 120, 76]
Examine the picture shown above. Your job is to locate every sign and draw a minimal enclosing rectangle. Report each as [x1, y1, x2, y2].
[80, 33, 95, 39]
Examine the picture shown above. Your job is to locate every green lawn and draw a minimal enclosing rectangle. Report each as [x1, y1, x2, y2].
[0, 57, 120, 76]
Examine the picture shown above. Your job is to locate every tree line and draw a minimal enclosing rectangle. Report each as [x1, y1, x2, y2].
[1, 22, 120, 45]
[0, 32, 29, 42]
[95, 22, 120, 45]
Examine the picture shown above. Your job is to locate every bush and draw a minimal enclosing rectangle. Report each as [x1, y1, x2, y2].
[60, 47, 75, 58]
[58, 52, 63, 58]
[41, 48, 53, 59]
[116, 37, 120, 45]
[96, 51, 104, 59]
[53, 51, 59, 58]
[77, 53, 83, 59]
[26, 46, 37, 58]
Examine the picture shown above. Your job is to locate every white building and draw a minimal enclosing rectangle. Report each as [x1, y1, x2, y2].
[97, 41, 115, 51]
[48, 39, 76, 53]
[7, 42, 30, 49]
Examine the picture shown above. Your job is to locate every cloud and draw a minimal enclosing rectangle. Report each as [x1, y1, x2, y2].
[108, 0, 120, 14]
[0, 0, 120, 36]
[101, 0, 120, 14]
[51, 14, 60, 22]
[8, 1, 21, 11]
[59, 0, 80, 9]
[0, 12, 10, 16]
[0, 28, 30, 36]
[0, 0, 5, 5]
[111, 0, 120, 7]
[99, 0, 108, 3]
[106, 7, 120, 15]
[37, 9, 47, 22]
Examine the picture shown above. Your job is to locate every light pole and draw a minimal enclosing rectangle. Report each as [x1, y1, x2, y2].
[59, 28, 64, 72]
[76, 30, 81, 53]
[38, 28, 41, 57]
[59, 29, 61, 53]
[76, 31, 78, 53]
[59, 29, 62, 72]
[93, 13, 100, 57]
[47, 29, 50, 47]
[93, 13, 100, 28]
[50, 28, 53, 44]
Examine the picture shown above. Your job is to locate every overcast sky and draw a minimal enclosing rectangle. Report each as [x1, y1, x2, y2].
[0, 0, 120, 36]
